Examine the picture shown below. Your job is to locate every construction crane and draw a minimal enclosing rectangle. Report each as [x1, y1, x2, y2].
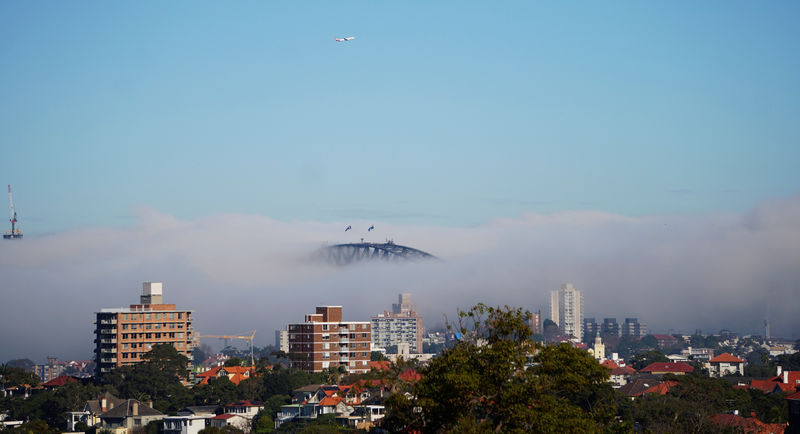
[195, 330, 257, 367]
[3, 185, 22, 240]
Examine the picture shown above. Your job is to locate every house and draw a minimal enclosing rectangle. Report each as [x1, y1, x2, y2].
[162, 416, 210, 434]
[651, 334, 679, 350]
[98, 399, 164, 433]
[639, 362, 694, 376]
[66, 391, 127, 431]
[609, 366, 638, 388]
[277, 385, 358, 428]
[618, 378, 666, 398]
[748, 369, 800, 394]
[196, 366, 256, 386]
[291, 384, 324, 404]
[641, 380, 679, 396]
[680, 347, 715, 362]
[335, 393, 387, 430]
[224, 400, 264, 421]
[162, 404, 220, 434]
[209, 414, 251, 432]
[177, 406, 220, 417]
[707, 353, 745, 377]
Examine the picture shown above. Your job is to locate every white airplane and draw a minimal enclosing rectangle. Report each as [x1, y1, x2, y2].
[334, 36, 355, 42]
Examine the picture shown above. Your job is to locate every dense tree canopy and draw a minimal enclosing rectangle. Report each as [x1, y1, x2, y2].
[383, 304, 625, 433]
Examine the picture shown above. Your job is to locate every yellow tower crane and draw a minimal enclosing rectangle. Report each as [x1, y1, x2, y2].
[195, 330, 257, 367]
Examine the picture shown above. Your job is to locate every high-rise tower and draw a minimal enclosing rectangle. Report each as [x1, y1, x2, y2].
[550, 283, 584, 341]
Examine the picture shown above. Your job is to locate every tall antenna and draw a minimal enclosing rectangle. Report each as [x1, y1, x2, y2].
[3, 185, 22, 240]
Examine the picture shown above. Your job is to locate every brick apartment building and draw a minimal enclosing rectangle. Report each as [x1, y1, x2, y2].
[288, 306, 371, 374]
[94, 282, 194, 376]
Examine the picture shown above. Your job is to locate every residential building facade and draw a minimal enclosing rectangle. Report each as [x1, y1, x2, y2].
[550, 283, 584, 341]
[288, 306, 371, 374]
[94, 282, 194, 376]
[622, 317, 648, 338]
[583, 318, 599, 341]
[275, 330, 289, 354]
[371, 293, 424, 354]
[602, 318, 621, 337]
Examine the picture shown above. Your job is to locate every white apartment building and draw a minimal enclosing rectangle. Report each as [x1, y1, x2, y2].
[371, 294, 424, 354]
[550, 283, 584, 341]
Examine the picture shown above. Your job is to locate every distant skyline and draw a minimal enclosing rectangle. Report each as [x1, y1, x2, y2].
[1, 1, 799, 235]
[1, 2, 799, 362]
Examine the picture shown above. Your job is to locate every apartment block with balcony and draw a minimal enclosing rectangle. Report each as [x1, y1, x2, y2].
[287, 306, 371, 374]
[94, 282, 194, 376]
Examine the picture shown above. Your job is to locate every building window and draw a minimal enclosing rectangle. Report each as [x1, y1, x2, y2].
[122, 314, 129, 321]
[322, 324, 328, 331]
[145, 313, 151, 320]
[177, 313, 183, 319]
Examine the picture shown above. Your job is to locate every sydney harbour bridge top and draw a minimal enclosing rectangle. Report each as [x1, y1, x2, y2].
[318, 240, 437, 266]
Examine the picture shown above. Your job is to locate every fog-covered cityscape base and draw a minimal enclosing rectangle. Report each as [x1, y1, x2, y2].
[2, 193, 798, 361]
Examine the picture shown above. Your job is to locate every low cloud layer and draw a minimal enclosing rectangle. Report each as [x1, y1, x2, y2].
[2, 196, 799, 362]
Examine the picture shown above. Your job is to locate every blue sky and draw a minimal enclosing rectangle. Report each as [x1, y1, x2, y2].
[1, 1, 799, 235]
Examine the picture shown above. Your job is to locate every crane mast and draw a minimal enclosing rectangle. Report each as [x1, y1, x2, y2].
[4, 185, 22, 239]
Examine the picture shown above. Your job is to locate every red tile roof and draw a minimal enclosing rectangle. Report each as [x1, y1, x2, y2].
[600, 360, 619, 369]
[640, 362, 694, 374]
[611, 366, 637, 376]
[709, 353, 744, 363]
[42, 375, 78, 387]
[197, 366, 256, 386]
[781, 371, 800, 385]
[651, 334, 678, 341]
[211, 414, 237, 420]
[642, 380, 679, 396]
[368, 361, 392, 371]
[398, 368, 422, 383]
[318, 396, 344, 406]
[786, 390, 800, 400]
[708, 413, 787, 434]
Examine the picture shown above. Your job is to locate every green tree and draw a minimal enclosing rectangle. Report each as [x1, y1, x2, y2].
[252, 410, 274, 433]
[629, 350, 669, 370]
[224, 357, 244, 367]
[0, 365, 40, 388]
[369, 351, 386, 361]
[383, 304, 622, 433]
[105, 343, 191, 413]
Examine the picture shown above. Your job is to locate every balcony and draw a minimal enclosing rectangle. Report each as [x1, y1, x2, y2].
[339, 357, 349, 362]
[100, 338, 117, 344]
[101, 348, 115, 354]
[100, 319, 117, 325]
[339, 338, 349, 344]
[99, 329, 117, 334]
[100, 358, 117, 363]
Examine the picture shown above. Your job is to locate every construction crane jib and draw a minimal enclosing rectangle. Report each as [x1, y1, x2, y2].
[196, 330, 257, 367]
